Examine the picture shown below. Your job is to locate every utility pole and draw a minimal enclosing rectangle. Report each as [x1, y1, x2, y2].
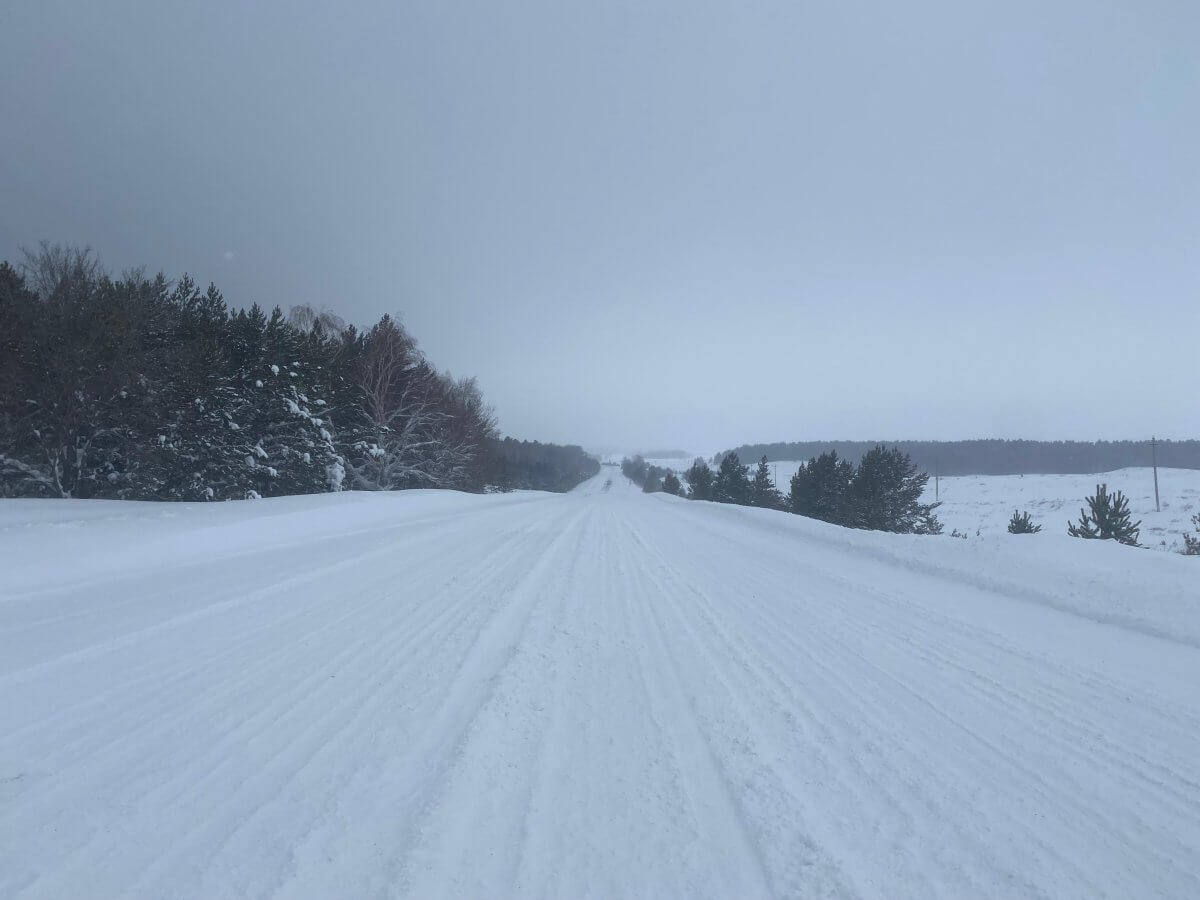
[1152, 436, 1161, 512]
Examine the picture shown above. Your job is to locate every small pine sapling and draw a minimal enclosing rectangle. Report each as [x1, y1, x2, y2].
[1008, 509, 1042, 534]
[1067, 484, 1141, 546]
[1183, 514, 1200, 556]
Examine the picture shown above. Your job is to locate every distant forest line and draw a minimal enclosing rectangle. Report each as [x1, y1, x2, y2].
[720, 440, 1200, 476]
[635, 448, 691, 459]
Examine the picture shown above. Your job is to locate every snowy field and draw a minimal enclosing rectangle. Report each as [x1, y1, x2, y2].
[2, 474, 1199, 898]
[735, 462, 1200, 553]
[927, 467, 1200, 550]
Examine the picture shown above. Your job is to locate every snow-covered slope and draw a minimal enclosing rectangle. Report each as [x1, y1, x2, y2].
[760, 463, 1200, 553]
[1, 475, 1198, 898]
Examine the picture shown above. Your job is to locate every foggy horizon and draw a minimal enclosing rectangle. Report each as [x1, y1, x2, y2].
[4, 1, 1196, 451]
[4, 5, 1200, 893]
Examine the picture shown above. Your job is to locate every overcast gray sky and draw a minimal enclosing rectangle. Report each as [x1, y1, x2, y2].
[3, 1, 1196, 452]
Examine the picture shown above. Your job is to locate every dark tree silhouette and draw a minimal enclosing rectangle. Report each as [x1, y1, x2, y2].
[684, 458, 715, 501]
[750, 455, 784, 509]
[0, 243, 567, 500]
[789, 450, 854, 524]
[713, 453, 751, 505]
[621, 455, 649, 486]
[849, 445, 942, 534]
[661, 471, 683, 496]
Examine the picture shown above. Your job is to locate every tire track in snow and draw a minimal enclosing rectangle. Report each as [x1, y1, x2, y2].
[275, 503, 594, 899]
[618, 518, 779, 899]
[0, 499, 535, 679]
[630, 499, 1200, 898]
[621, 517, 868, 899]
[390, 509, 591, 898]
[635, 522, 1156, 896]
[708, 555, 1200, 895]
[2, 513, 557, 898]
[125, 523, 550, 898]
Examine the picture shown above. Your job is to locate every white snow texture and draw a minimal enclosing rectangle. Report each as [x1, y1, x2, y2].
[1, 470, 1198, 898]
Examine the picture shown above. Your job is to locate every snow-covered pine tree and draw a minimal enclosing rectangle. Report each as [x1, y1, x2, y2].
[0, 261, 49, 497]
[220, 305, 344, 498]
[1067, 484, 1141, 546]
[4, 247, 184, 499]
[147, 277, 240, 500]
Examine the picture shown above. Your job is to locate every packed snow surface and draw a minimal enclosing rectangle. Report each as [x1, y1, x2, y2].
[2, 471, 1199, 898]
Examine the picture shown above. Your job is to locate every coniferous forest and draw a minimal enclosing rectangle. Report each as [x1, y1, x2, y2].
[725, 438, 1200, 476]
[0, 244, 597, 500]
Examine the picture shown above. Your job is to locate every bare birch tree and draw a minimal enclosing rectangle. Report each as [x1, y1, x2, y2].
[348, 315, 453, 490]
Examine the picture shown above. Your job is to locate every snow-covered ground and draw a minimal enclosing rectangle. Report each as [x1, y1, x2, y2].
[2, 474, 1199, 898]
[927, 467, 1200, 550]
[756, 462, 1200, 553]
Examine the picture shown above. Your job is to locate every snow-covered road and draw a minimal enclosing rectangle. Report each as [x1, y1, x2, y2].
[2, 472, 1199, 898]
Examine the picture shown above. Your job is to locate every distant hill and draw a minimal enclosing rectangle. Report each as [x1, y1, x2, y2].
[489, 438, 600, 492]
[720, 439, 1200, 476]
[637, 449, 692, 459]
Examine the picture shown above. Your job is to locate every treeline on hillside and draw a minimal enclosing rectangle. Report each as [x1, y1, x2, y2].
[623, 447, 941, 535]
[491, 439, 599, 492]
[621, 456, 684, 496]
[0, 243, 594, 499]
[723, 439, 1200, 476]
